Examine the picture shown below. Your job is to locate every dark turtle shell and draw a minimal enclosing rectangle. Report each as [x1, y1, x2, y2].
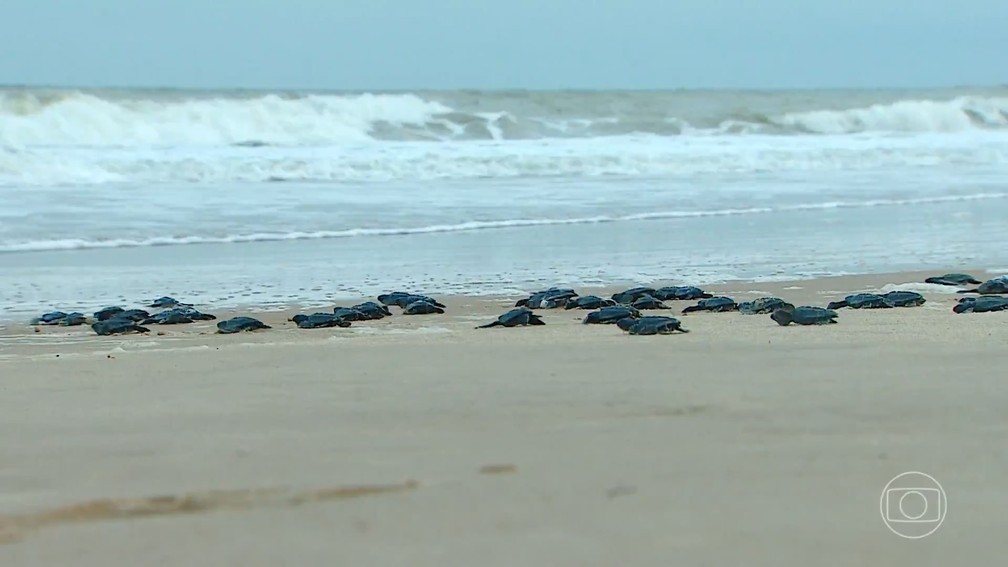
[91, 319, 150, 336]
[924, 273, 981, 286]
[953, 296, 1008, 313]
[625, 317, 688, 335]
[882, 291, 925, 307]
[477, 307, 545, 328]
[378, 292, 446, 308]
[216, 316, 271, 334]
[957, 276, 1008, 295]
[738, 297, 789, 315]
[293, 313, 352, 329]
[58, 312, 88, 326]
[826, 293, 891, 310]
[403, 300, 445, 315]
[771, 306, 838, 326]
[681, 296, 738, 313]
[651, 286, 713, 301]
[630, 296, 670, 310]
[611, 287, 656, 305]
[351, 301, 392, 319]
[32, 311, 68, 325]
[583, 305, 640, 324]
[563, 295, 616, 310]
[93, 306, 125, 321]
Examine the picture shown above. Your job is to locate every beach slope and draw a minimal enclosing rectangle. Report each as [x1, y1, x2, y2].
[0, 273, 1005, 565]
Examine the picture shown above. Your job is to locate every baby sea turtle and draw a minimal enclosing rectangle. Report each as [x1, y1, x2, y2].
[216, 317, 271, 334]
[882, 290, 925, 307]
[564, 295, 617, 310]
[403, 300, 445, 315]
[476, 307, 545, 329]
[681, 296, 738, 313]
[631, 296, 670, 310]
[377, 292, 446, 309]
[116, 309, 152, 322]
[351, 301, 392, 319]
[292, 313, 352, 329]
[738, 297, 789, 315]
[332, 307, 368, 321]
[618, 316, 689, 335]
[826, 293, 892, 310]
[377, 291, 412, 306]
[30, 311, 68, 325]
[143, 311, 193, 325]
[770, 305, 838, 326]
[651, 286, 713, 301]
[611, 287, 656, 305]
[93, 306, 125, 321]
[924, 273, 982, 286]
[616, 315, 667, 331]
[58, 312, 88, 326]
[149, 296, 191, 308]
[91, 319, 150, 336]
[953, 296, 1008, 313]
[144, 307, 217, 325]
[957, 276, 1008, 295]
[143, 307, 215, 325]
[516, 287, 578, 309]
[583, 305, 640, 324]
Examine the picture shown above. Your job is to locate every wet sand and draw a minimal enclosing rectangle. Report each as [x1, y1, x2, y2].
[1, 270, 1006, 565]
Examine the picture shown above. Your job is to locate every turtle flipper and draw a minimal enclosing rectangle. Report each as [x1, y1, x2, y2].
[476, 321, 501, 329]
[826, 300, 847, 309]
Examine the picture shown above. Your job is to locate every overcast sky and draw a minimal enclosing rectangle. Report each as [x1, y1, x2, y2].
[1, 0, 1004, 90]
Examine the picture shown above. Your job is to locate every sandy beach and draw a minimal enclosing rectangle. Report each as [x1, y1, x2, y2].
[1, 270, 1006, 565]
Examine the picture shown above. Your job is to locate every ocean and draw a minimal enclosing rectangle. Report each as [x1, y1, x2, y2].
[2, 86, 1007, 318]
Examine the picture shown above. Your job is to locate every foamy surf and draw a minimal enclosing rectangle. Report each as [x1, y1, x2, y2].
[2, 89, 1007, 150]
[876, 283, 972, 295]
[2, 87, 1008, 318]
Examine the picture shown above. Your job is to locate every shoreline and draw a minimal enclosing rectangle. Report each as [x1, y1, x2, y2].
[1, 268, 999, 357]
[1, 267, 1005, 564]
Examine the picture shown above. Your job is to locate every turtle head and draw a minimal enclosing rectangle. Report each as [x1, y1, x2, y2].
[952, 302, 973, 314]
[770, 308, 794, 326]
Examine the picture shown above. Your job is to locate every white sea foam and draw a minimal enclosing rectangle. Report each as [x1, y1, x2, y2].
[876, 283, 970, 295]
[0, 92, 453, 147]
[2, 131, 1007, 187]
[1, 90, 1006, 151]
[2, 88, 1008, 316]
[771, 96, 1008, 134]
[1, 89, 1007, 187]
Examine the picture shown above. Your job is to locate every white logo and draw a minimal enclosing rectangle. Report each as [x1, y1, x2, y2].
[880, 471, 947, 539]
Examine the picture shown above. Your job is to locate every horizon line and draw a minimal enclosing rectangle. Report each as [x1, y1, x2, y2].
[1, 82, 1005, 94]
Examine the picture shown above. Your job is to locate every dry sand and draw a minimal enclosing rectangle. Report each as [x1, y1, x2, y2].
[0, 270, 1006, 565]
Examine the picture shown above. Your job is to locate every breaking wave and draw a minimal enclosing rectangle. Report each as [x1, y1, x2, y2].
[1, 89, 1007, 148]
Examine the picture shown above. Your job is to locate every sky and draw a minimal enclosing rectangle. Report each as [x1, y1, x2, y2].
[0, 0, 1004, 90]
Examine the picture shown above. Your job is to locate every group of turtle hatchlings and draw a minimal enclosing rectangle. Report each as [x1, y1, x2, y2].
[26, 273, 1008, 337]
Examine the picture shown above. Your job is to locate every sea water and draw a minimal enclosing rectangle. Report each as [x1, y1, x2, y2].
[1, 87, 1007, 318]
